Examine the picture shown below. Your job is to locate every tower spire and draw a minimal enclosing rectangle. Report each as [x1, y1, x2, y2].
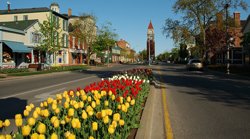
[148, 20, 153, 29]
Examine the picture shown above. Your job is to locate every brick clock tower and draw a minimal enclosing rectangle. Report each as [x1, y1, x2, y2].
[147, 20, 155, 62]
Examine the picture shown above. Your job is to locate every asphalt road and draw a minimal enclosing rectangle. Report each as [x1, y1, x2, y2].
[0, 64, 141, 121]
[153, 64, 250, 139]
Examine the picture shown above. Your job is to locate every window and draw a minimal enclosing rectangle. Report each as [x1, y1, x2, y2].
[23, 15, 28, 20]
[63, 20, 68, 31]
[78, 40, 80, 49]
[63, 34, 68, 47]
[31, 32, 41, 43]
[72, 37, 75, 49]
[14, 16, 18, 21]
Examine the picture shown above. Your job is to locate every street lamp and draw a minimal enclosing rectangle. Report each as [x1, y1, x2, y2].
[225, 3, 230, 74]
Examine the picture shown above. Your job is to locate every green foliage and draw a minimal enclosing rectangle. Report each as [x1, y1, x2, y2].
[179, 43, 189, 59]
[138, 49, 147, 61]
[0, 68, 29, 74]
[36, 15, 62, 53]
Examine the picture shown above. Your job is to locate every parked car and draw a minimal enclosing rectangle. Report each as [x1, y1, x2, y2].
[186, 59, 204, 71]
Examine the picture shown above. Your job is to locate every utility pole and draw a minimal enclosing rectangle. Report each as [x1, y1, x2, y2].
[148, 40, 150, 66]
[225, 3, 230, 74]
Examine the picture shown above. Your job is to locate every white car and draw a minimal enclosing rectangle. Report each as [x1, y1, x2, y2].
[186, 59, 204, 71]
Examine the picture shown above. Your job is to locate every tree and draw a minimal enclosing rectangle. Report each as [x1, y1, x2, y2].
[241, 32, 250, 64]
[163, 0, 248, 59]
[92, 22, 118, 62]
[36, 15, 62, 65]
[71, 14, 97, 65]
[138, 49, 147, 61]
[179, 43, 189, 60]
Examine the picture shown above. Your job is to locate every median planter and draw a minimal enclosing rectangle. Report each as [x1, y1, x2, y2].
[0, 68, 152, 139]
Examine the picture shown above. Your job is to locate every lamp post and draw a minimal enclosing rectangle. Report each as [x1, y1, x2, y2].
[225, 3, 230, 74]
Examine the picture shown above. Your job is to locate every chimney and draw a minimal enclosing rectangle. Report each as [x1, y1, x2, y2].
[68, 8, 72, 17]
[234, 12, 240, 27]
[216, 12, 223, 29]
[7, 1, 11, 13]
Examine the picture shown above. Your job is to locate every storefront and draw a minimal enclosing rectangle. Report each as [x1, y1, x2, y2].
[0, 40, 31, 68]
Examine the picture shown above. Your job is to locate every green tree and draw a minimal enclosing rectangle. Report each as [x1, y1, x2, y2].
[179, 43, 189, 60]
[92, 22, 118, 62]
[71, 14, 97, 65]
[36, 15, 62, 65]
[138, 49, 147, 61]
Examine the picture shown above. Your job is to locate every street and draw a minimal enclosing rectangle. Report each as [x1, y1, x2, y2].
[1, 64, 250, 139]
[153, 64, 250, 139]
[0, 64, 141, 121]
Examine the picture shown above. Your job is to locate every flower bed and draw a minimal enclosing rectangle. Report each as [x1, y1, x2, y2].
[0, 68, 152, 139]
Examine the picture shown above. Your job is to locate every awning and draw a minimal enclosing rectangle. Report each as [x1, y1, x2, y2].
[3, 40, 31, 53]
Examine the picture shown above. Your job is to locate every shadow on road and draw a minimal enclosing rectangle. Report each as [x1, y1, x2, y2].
[0, 97, 27, 120]
[152, 65, 250, 110]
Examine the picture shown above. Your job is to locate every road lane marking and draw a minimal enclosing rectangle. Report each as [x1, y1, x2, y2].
[158, 70, 174, 139]
[33, 87, 66, 102]
[0, 75, 96, 99]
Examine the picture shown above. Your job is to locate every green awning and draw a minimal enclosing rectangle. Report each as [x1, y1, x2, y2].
[3, 40, 31, 53]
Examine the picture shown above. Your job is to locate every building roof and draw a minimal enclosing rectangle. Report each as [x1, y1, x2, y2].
[148, 20, 154, 29]
[0, 7, 68, 19]
[242, 15, 249, 32]
[0, 20, 38, 31]
[62, 14, 79, 19]
[50, 2, 59, 7]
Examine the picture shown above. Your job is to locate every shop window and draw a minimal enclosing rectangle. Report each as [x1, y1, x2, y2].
[31, 32, 41, 43]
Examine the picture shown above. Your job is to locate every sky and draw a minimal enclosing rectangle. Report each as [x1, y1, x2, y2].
[1, 0, 250, 56]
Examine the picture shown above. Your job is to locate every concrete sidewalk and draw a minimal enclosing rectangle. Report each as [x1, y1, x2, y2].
[135, 85, 166, 139]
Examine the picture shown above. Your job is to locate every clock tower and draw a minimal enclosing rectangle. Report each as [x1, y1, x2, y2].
[147, 20, 155, 62]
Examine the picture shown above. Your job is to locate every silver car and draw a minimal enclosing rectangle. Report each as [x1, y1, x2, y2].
[186, 59, 204, 71]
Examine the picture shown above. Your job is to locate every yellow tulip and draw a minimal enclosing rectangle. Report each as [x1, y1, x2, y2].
[5, 134, 12, 139]
[40, 102, 44, 107]
[119, 97, 124, 104]
[81, 95, 87, 101]
[117, 104, 121, 110]
[23, 110, 29, 117]
[37, 122, 46, 134]
[52, 103, 57, 110]
[64, 131, 71, 138]
[56, 94, 62, 100]
[111, 95, 115, 100]
[21, 125, 31, 136]
[30, 133, 39, 139]
[67, 134, 75, 139]
[43, 101, 48, 107]
[107, 109, 113, 116]
[15, 114, 22, 119]
[103, 116, 109, 124]
[73, 103, 79, 109]
[112, 121, 117, 128]
[63, 91, 68, 97]
[96, 99, 100, 105]
[26, 105, 32, 111]
[55, 108, 60, 114]
[42, 109, 50, 117]
[126, 96, 131, 102]
[47, 97, 53, 104]
[51, 133, 58, 139]
[79, 101, 84, 108]
[76, 91, 80, 96]
[50, 116, 57, 124]
[68, 108, 74, 117]
[69, 91, 74, 96]
[125, 102, 130, 108]
[88, 111, 94, 116]
[35, 107, 41, 114]
[91, 101, 96, 108]
[80, 90, 85, 95]
[0, 120, 3, 128]
[86, 106, 93, 112]
[101, 110, 106, 118]
[113, 113, 120, 121]
[30, 103, 35, 109]
[64, 102, 69, 108]
[104, 100, 109, 106]
[33, 111, 39, 119]
[121, 104, 127, 112]
[65, 116, 71, 123]
[53, 119, 60, 128]
[28, 117, 36, 126]
[60, 120, 66, 125]
[3, 119, 10, 127]
[0, 135, 4, 139]
[108, 90, 112, 96]
[88, 96, 92, 102]
[108, 125, 115, 134]
[82, 110, 88, 120]
[71, 118, 80, 129]
[119, 119, 125, 126]
[92, 122, 98, 131]
[130, 99, 135, 105]
[15, 118, 23, 127]
[38, 134, 46, 139]
[89, 136, 95, 139]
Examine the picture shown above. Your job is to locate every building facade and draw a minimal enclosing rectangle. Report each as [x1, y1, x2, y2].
[147, 21, 155, 62]
[0, 2, 69, 67]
